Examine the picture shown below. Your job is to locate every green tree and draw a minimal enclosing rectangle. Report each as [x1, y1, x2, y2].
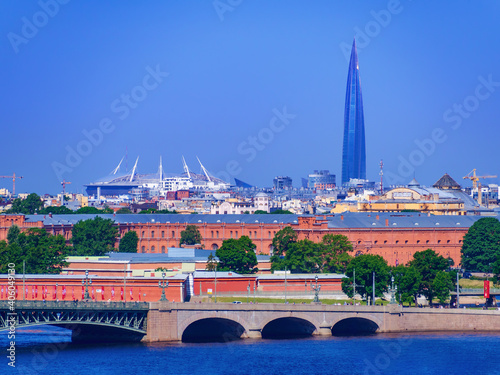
[39, 206, 74, 214]
[7, 225, 20, 245]
[284, 239, 321, 273]
[205, 253, 218, 271]
[408, 249, 449, 304]
[7, 193, 44, 214]
[270, 226, 297, 271]
[179, 225, 202, 246]
[392, 265, 422, 306]
[254, 210, 268, 214]
[119, 231, 139, 253]
[216, 236, 258, 274]
[75, 206, 102, 214]
[270, 209, 294, 214]
[341, 254, 390, 302]
[320, 234, 353, 273]
[71, 216, 118, 256]
[432, 271, 453, 304]
[116, 207, 132, 214]
[461, 217, 500, 272]
[1, 228, 70, 274]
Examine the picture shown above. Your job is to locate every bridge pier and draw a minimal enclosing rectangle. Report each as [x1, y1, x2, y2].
[247, 327, 262, 339]
[318, 320, 332, 336]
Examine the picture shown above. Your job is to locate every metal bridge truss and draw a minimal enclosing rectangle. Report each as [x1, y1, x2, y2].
[0, 301, 148, 334]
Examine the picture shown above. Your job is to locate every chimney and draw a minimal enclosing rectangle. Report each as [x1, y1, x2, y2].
[385, 218, 389, 227]
[49, 213, 52, 218]
[376, 215, 379, 220]
[340, 215, 344, 221]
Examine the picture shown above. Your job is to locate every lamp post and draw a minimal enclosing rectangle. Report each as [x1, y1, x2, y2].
[311, 275, 321, 303]
[159, 272, 169, 302]
[247, 283, 250, 303]
[389, 275, 397, 304]
[82, 270, 91, 300]
[284, 266, 287, 304]
[55, 283, 58, 301]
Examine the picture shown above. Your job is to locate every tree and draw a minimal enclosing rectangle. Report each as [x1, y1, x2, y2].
[254, 210, 268, 214]
[179, 225, 202, 246]
[432, 271, 453, 304]
[341, 254, 390, 302]
[116, 207, 132, 214]
[461, 217, 500, 272]
[7, 225, 20, 245]
[392, 265, 422, 306]
[119, 231, 139, 253]
[206, 253, 218, 271]
[408, 249, 449, 304]
[284, 239, 322, 273]
[76, 206, 102, 214]
[71, 217, 118, 256]
[39, 206, 74, 215]
[7, 193, 44, 214]
[0, 228, 70, 274]
[216, 236, 258, 274]
[320, 234, 353, 273]
[270, 209, 294, 214]
[270, 227, 297, 271]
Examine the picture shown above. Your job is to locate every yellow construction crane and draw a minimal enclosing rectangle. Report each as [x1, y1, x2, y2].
[0, 173, 23, 196]
[463, 169, 497, 206]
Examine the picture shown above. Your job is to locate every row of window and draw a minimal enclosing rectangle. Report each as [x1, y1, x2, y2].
[370, 239, 462, 245]
[134, 230, 278, 240]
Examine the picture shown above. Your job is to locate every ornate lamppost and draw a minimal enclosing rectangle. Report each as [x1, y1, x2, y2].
[82, 270, 92, 300]
[159, 272, 169, 302]
[389, 275, 397, 304]
[312, 275, 321, 303]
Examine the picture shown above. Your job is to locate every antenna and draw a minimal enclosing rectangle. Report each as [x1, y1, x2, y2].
[379, 159, 384, 195]
[197, 156, 212, 182]
[182, 156, 191, 179]
[129, 156, 139, 182]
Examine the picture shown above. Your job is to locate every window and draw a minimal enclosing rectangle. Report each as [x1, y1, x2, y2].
[447, 240, 450, 244]
[417, 240, 420, 244]
[437, 240, 441, 244]
[249, 232, 252, 238]
[235, 231, 238, 238]
[426, 240, 429, 244]
[151, 231, 155, 238]
[374, 240, 378, 244]
[161, 231, 164, 238]
[216, 231, 219, 239]
[268, 231, 271, 239]
[141, 246, 145, 253]
[405, 240, 408, 244]
[142, 231, 145, 238]
[151, 246, 155, 253]
[384, 240, 387, 244]
[395, 240, 399, 244]
[161, 246, 165, 253]
[212, 244, 218, 250]
[211, 231, 214, 238]
[255, 231, 257, 238]
[230, 231, 233, 238]
[172, 231, 175, 238]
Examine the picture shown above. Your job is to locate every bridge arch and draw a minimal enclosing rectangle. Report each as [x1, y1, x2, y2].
[259, 313, 320, 339]
[330, 315, 381, 336]
[178, 312, 251, 343]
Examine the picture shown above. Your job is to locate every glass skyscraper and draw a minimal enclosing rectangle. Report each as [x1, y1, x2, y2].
[341, 38, 366, 185]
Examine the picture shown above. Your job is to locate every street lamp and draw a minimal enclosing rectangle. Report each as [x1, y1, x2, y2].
[82, 270, 92, 300]
[247, 282, 250, 303]
[159, 272, 169, 302]
[389, 275, 397, 304]
[311, 275, 321, 303]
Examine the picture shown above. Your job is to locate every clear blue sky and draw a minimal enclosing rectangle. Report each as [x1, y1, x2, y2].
[1, 0, 500, 194]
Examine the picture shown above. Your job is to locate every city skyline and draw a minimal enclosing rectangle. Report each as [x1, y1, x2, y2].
[342, 39, 366, 185]
[1, 1, 500, 194]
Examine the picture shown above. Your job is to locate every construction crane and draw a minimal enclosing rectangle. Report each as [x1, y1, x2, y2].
[0, 173, 23, 196]
[61, 179, 71, 195]
[463, 169, 497, 206]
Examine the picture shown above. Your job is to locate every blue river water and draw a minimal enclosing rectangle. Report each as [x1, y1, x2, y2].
[3, 326, 500, 375]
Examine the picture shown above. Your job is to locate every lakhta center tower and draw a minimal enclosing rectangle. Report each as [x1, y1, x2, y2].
[341, 38, 366, 185]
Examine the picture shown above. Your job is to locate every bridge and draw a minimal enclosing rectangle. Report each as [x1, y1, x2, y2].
[2, 301, 500, 343]
[0, 301, 148, 342]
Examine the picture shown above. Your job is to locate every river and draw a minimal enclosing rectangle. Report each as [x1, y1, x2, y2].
[3, 326, 500, 375]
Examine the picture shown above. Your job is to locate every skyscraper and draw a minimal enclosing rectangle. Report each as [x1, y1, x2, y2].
[341, 38, 366, 185]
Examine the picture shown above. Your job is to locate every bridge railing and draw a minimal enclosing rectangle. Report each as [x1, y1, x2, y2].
[0, 300, 150, 311]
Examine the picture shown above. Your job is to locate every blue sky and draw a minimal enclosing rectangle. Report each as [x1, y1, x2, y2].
[1, 0, 500, 194]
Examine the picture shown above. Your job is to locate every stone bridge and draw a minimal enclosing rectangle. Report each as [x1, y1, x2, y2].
[2, 301, 500, 343]
[145, 302, 500, 342]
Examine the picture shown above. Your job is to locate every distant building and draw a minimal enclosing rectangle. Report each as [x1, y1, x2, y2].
[273, 176, 292, 190]
[308, 170, 336, 189]
[342, 39, 366, 185]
